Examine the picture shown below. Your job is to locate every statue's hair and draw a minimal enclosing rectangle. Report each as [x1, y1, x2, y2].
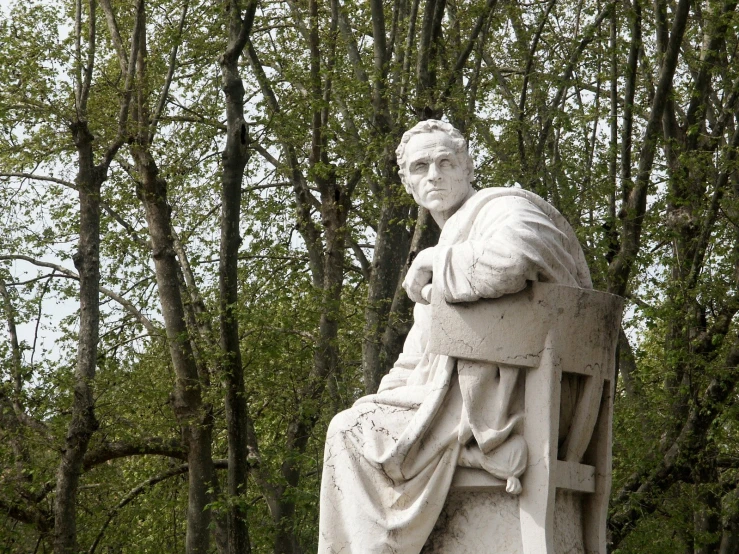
[396, 120, 474, 190]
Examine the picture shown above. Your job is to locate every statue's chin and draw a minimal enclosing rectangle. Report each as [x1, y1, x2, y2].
[423, 199, 461, 219]
[421, 186, 473, 218]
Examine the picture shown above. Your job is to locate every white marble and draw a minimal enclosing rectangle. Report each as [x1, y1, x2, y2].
[430, 281, 622, 553]
[421, 490, 585, 554]
[318, 120, 619, 554]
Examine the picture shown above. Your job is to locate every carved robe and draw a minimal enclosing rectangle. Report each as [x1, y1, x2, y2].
[318, 188, 591, 554]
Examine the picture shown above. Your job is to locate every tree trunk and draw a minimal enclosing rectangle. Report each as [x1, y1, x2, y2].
[362, 170, 411, 394]
[129, 3, 216, 549]
[378, 207, 439, 374]
[719, 486, 739, 554]
[134, 148, 215, 554]
[54, 121, 102, 554]
[219, 2, 256, 550]
[695, 485, 721, 554]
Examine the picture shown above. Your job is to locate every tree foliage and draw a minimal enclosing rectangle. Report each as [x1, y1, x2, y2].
[1, 0, 739, 552]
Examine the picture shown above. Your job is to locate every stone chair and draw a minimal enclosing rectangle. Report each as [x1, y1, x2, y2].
[423, 282, 623, 554]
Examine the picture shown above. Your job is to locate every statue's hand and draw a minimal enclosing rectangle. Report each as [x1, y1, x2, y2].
[403, 247, 435, 305]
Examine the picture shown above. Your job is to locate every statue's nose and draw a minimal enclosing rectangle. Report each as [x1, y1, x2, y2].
[427, 162, 441, 181]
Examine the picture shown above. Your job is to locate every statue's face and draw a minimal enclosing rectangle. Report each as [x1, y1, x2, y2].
[404, 131, 472, 215]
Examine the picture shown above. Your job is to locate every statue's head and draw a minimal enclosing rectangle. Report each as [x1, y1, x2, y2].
[396, 120, 475, 218]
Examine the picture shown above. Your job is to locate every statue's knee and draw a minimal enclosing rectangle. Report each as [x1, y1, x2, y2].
[506, 434, 527, 453]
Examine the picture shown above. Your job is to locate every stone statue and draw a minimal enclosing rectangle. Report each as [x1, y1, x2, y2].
[318, 120, 599, 554]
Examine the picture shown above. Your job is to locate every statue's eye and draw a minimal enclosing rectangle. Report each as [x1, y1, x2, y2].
[439, 158, 452, 168]
[412, 162, 428, 172]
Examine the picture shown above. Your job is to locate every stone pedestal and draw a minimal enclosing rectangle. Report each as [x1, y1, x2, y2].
[422, 490, 585, 554]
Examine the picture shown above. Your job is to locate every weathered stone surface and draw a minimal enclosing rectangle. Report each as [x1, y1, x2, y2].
[422, 490, 585, 554]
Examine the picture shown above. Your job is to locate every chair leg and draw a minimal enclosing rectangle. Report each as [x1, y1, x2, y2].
[520, 335, 560, 554]
[582, 380, 614, 554]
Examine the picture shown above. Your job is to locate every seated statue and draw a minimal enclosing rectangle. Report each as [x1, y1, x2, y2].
[318, 120, 592, 554]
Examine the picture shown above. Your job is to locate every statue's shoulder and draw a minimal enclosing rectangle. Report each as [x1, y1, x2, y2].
[471, 187, 570, 221]
[463, 187, 547, 219]
[472, 187, 547, 204]
[467, 188, 593, 289]
[443, 188, 546, 244]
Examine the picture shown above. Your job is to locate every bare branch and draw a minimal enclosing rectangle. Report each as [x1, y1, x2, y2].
[441, 0, 499, 103]
[252, 143, 280, 168]
[83, 437, 186, 470]
[687, 127, 739, 287]
[74, 0, 82, 112]
[519, 0, 558, 118]
[0, 172, 77, 189]
[607, 0, 692, 295]
[398, 0, 421, 105]
[0, 255, 157, 335]
[284, 0, 311, 43]
[87, 460, 228, 554]
[102, 0, 145, 170]
[532, 1, 616, 174]
[347, 236, 371, 281]
[101, 203, 147, 248]
[149, 0, 190, 143]
[79, 0, 97, 113]
[99, 0, 128, 73]
[336, 1, 370, 86]
[0, 280, 26, 420]
[29, 269, 55, 372]
[369, 0, 389, 127]
[619, 0, 642, 205]
[684, 0, 738, 151]
[480, 53, 520, 115]
[0, 172, 148, 247]
[172, 231, 214, 343]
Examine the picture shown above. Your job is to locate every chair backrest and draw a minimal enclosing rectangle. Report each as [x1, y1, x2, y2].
[430, 282, 623, 554]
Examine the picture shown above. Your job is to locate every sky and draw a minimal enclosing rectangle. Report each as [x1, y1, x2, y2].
[0, 0, 76, 363]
